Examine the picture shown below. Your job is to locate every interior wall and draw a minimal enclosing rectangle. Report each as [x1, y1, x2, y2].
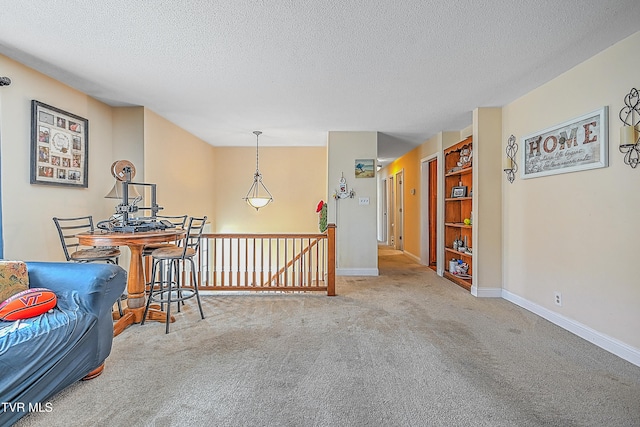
[143, 109, 216, 224]
[327, 131, 378, 275]
[112, 107, 144, 180]
[213, 146, 327, 233]
[502, 31, 640, 351]
[0, 54, 116, 261]
[472, 107, 503, 293]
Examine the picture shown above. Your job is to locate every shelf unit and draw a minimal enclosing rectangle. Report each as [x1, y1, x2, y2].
[443, 136, 473, 290]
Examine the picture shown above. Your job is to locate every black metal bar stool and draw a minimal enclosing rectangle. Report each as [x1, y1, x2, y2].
[142, 216, 207, 333]
[142, 214, 188, 309]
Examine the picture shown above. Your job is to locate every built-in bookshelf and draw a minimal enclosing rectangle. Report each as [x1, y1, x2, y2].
[443, 136, 473, 290]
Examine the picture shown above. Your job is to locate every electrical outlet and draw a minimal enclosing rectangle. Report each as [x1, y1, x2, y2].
[554, 292, 562, 307]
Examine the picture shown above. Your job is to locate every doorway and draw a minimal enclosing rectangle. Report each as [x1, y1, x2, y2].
[427, 159, 437, 269]
[394, 170, 404, 251]
[420, 154, 439, 272]
[388, 176, 394, 247]
[381, 178, 388, 243]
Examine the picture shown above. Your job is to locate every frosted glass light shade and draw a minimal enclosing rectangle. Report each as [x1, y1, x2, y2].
[246, 197, 272, 209]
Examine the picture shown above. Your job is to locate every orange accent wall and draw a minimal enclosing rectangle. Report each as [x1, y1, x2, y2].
[385, 146, 422, 257]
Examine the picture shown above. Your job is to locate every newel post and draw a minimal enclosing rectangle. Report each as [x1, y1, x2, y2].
[326, 223, 336, 296]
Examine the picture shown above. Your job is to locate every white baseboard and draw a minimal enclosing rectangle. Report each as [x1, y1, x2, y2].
[471, 286, 502, 298]
[403, 251, 421, 263]
[502, 289, 640, 368]
[336, 268, 379, 276]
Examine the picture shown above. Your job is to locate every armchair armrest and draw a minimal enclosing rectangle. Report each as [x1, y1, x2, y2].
[25, 262, 126, 316]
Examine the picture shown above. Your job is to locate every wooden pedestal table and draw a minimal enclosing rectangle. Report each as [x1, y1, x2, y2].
[77, 229, 186, 336]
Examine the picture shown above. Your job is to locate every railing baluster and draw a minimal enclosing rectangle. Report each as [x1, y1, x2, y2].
[228, 238, 232, 286]
[260, 238, 265, 287]
[212, 238, 218, 286]
[221, 238, 225, 287]
[276, 239, 280, 286]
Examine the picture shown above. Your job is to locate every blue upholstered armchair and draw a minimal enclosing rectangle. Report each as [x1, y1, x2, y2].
[0, 262, 126, 427]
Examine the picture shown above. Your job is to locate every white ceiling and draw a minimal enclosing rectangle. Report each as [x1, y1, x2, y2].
[1, 1, 640, 165]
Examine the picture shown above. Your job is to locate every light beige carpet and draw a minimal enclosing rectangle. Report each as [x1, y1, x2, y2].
[13, 249, 640, 427]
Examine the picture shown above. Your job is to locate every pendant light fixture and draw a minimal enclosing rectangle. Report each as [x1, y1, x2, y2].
[243, 130, 273, 210]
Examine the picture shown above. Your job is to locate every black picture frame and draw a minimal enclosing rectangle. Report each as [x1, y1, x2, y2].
[30, 100, 88, 188]
[451, 186, 467, 198]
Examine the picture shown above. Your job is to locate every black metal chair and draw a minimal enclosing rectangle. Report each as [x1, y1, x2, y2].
[52, 216, 124, 315]
[142, 216, 207, 333]
[53, 216, 121, 263]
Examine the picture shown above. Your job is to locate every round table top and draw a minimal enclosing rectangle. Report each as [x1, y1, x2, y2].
[77, 228, 186, 247]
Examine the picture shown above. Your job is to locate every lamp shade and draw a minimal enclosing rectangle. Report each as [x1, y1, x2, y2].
[105, 181, 142, 200]
[246, 197, 272, 209]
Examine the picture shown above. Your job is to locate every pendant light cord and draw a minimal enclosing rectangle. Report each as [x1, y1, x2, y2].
[254, 130, 262, 175]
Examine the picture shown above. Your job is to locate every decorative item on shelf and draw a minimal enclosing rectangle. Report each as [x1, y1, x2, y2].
[451, 186, 467, 198]
[504, 134, 518, 183]
[243, 130, 274, 210]
[333, 173, 355, 199]
[449, 259, 469, 276]
[619, 87, 640, 169]
[458, 145, 473, 168]
[316, 200, 328, 233]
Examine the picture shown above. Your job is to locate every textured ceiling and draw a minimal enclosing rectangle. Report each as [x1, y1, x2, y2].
[1, 1, 640, 165]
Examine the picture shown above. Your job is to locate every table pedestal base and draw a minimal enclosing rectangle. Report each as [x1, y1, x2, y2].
[113, 305, 175, 337]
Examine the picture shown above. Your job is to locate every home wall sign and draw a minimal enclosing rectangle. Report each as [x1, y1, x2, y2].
[521, 107, 608, 179]
[30, 100, 89, 188]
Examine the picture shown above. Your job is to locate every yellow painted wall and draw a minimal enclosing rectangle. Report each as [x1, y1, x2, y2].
[384, 146, 422, 258]
[0, 54, 117, 261]
[143, 109, 216, 224]
[214, 146, 327, 233]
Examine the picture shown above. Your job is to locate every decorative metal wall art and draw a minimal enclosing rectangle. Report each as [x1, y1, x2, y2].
[504, 134, 518, 183]
[618, 87, 640, 168]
